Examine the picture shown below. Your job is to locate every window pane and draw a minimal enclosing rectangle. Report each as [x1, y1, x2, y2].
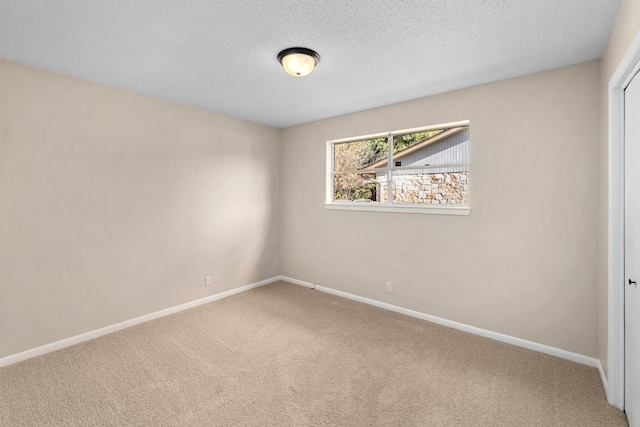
[392, 129, 444, 155]
[388, 169, 469, 205]
[391, 127, 468, 170]
[334, 137, 388, 172]
[333, 172, 382, 202]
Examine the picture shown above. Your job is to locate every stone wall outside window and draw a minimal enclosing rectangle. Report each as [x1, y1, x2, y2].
[377, 172, 468, 205]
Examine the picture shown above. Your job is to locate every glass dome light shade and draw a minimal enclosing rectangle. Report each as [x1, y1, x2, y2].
[278, 48, 320, 77]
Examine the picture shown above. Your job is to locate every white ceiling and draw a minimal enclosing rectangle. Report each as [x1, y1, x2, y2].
[0, 0, 623, 128]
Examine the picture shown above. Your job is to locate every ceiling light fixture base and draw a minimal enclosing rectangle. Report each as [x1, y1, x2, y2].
[277, 47, 320, 77]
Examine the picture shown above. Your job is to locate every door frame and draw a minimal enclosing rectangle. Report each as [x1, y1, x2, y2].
[609, 29, 640, 410]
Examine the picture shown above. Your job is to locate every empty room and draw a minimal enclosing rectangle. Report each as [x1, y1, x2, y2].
[1, 1, 640, 426]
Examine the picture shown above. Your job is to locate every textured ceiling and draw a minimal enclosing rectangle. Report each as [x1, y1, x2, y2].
[0, 0, 623, 128]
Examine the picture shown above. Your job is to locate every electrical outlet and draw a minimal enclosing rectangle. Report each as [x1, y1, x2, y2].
[205, 276, 212, 287]
[386, 281, 393, 293]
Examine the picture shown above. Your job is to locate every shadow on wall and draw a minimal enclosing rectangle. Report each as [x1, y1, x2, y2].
[203, 151, 273, 288]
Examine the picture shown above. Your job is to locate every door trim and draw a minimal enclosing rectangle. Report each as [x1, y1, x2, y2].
[608, 28, 640, 410]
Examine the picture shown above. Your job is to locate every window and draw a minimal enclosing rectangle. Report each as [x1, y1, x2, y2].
[326, 121, 470, 215]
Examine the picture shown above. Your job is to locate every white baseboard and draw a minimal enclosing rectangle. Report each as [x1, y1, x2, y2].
[1, 275, 602, 371]
[0, 276, 281, 368]
[279, 276, 600, 368]
[598, 359, 609, 398]
[275, 275, 315, 288]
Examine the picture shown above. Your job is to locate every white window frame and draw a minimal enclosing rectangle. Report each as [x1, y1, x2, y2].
[325, 120, 471, 215]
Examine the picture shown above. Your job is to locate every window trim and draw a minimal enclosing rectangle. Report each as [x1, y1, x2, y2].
[325, 120, 471, 215]
[324, 203, 471, 215]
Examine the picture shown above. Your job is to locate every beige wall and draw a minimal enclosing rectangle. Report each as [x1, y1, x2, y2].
[1, 15, 627, 363]
[598, 0, 640, 378]
[0, 60, 281, 358]
[281, 61, 601, 357]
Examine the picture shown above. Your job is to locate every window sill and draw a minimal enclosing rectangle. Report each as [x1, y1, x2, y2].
[324, 203, 471, 215]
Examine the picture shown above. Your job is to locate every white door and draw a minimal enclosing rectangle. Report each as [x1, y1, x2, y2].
[625, 70, 640, 427]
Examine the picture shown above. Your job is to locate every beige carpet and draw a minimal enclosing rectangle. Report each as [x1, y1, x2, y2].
[0, 281, 628, 426]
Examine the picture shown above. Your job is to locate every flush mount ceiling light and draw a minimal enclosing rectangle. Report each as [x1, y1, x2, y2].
[277, 47, 320, 77]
